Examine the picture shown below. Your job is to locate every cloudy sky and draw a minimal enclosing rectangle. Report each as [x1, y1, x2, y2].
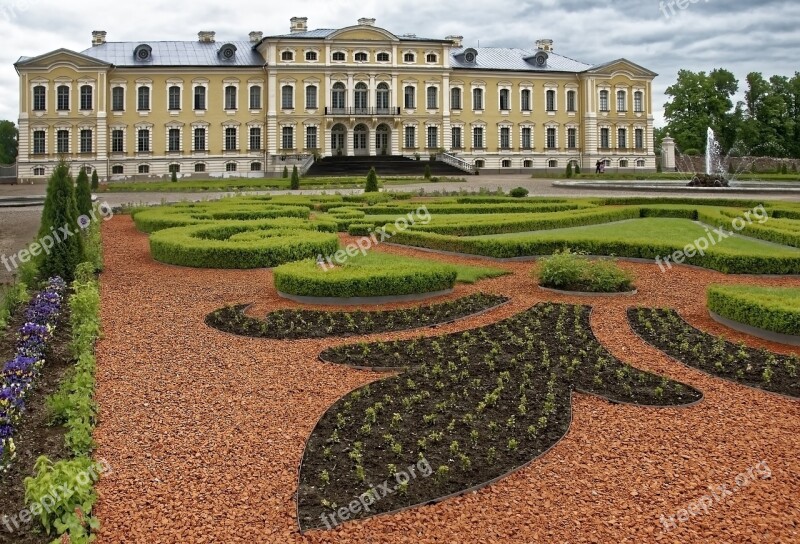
[2, 0, 798, 126]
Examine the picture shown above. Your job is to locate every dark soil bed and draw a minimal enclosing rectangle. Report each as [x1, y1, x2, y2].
[297, 303, 702, 531]
[206, 293, 509, 339]
[0, 306, 72, 544]
[628, 307, 800, 398]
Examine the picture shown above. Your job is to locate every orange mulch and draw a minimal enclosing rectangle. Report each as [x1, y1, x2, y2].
[92, 216, 800, 543]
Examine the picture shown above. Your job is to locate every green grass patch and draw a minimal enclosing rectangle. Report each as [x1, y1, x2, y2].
[707, 284, 800, 336]
[104, 176, 437, 193]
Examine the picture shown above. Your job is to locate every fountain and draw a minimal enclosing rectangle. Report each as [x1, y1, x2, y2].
[686, 127, 729, 187]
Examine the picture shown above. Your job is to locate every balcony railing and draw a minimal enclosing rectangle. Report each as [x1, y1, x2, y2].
[324, 107, 401, 116]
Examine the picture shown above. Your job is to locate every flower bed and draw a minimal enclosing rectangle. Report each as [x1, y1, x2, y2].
[0, 277, 66, 471]
[628, 307, 800, 397]
[206, 293, 509, 339]
[297, 303, 702, 530]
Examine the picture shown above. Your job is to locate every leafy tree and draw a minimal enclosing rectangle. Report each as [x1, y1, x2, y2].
[290, 165, 300, 190]
[90, 169, 99, 190]
[75, 168, 92, 218]
[0, 120, 18, 164]
[37, 161, 84, 282]
[364, 167, 379, 192]
[574, 164, 581, 174]
[282, 165, 289, 178]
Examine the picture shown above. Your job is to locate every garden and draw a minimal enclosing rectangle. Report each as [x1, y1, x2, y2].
[2, 175, 799, 543]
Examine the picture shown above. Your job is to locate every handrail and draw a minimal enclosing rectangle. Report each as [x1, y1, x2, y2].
[299, 154, 315, 175]
[437, 152, 475, 174]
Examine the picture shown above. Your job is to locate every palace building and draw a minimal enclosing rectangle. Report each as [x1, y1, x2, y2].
[14, 17, 657, 179]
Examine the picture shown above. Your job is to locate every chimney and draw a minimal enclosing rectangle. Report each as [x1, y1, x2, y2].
[358, 17, 376, 26]
[91, 30, 107, 46]
[290, 17, 308, 34]
[249, 31, 263, 43]
[446, 35, 463, 48]
[536, 39, 553, 52]
[198, 31, 216, 43]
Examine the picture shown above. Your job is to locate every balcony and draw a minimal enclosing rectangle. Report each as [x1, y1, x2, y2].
[324, 107, 401, 116]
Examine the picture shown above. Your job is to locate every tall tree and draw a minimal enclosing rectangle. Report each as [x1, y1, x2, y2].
[75, 167, 92, 218]
[38, 161, 85, 282]
[0, 121, 18, 164]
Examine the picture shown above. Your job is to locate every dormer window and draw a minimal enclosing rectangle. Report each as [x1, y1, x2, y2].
[332, 51, 345, 61]
[463, 48, 477, 63]
[281, 50, 294, 61]
[218, 44, 237, 60]
[354, 52, 368, 62]
[134, 44, 152, 61]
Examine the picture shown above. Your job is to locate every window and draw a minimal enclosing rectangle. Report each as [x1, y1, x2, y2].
[112, 87, 124, 111]
[112, 165, 123, 174]
[635, 128, 645, 149]
[305, 85, 317, 109]
[226, 163, 237, 172]
[305, 51, 317, 61]
[426, 86, 438, 109]
[523, 160, 533, 168]
[404, 126, 415, 148]
[80, 129, 92, 153]
[137, 86, 150, 111]
[426, 53, 437, 63]
[137, 129, 149, 152]
[427, 126, 438, 148]
[500, 127, 510, 149]
[354, 52, 368, 62]
[225, 127, 237, 151]
[111, 129, 124, 152]
[331, 82, 346, 110]
[618, 128, 627, 148]
[472, 88, 483, 110]
[33, 166, 45, 176]
[169, 164, 180, 173]
[475, 159, 484, 168]
[451, 88, 462, 110]
[521, 89, 531, 112]
[33, 86, 46, 111]
[354, 82, 368, 111]
[376, 83, 389, 110]
[225, 85, 237, 110]
[600, 128, 610, 148]
[617, 90, 627, 112]
[636, 159, 646, 167]
[195, 163, 206, 172]
[377, 52, 390, 62]
[546, 89, 556, 111]
[138, 164, 149, 174]
[281, 51, 294, 61]
[57, 130, 69, 153]
[404, 86, 415, 109]
[620, 159, 629, 168]
[451, 127, 462, 149]
[548, 159, 558, 168]
[599, 90, 609, 112]
[567, 128, 577, 149]
[499, 89, 510, 111]
[546, 127, 557, 149]
[80, 85, 92, 110]
[403, 52, 415, 62]
[278, 85, 293, 109]
[168, 128, 180, 152]
[249, 127, 261, 150]
[194, 86, 206, 110]
[57, 85, 70, 110]
[567, 90, 576, 112]
[502, 159, 511, 168]
[249, 86, 261, 109]
[634, 91, 643, 113]
[33, 130, 45, 154]
[251, 162, 262, 171]
[473, 126, 484, 149]
[194, 128, 206, 151]
[281, 126, 293, 150]
[332, 51, 345, 61]
[306, 126, 318, 149]
[521, 127, 532, 149]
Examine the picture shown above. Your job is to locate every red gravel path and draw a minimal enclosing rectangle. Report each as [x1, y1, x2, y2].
[93, 216, 800, 543]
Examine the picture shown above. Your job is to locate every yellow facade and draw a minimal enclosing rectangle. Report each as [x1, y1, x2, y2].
[14, 18, 657, 179]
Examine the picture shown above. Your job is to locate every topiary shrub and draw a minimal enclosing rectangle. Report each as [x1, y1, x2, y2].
[566, 162, 573, 178]
[509, 187, 529, 198]
[364, 167, 379, 193]
[283, 165, 289, 178]
[424, 164, 432, 180]
[290, 166, 300, 190]
[575, 164, 581, 175]
[90, 169, 99, 191]
[38, 161, 85, 283]
[171, 170, 178, 183]
[75, 168, 92, 218]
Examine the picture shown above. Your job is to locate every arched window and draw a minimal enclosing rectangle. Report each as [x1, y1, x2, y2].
[403, 52, 415, 62]
[523, 160, 533, 168]
[112, 87, 124, 111]
[57, 85, 70, 111]
[548, 159, 558, 168]
[404, 86, 415, 109]
[332, 51, 345, 61]
[619, 159, 629, 167]
[111, 165, 123, 174]
[226, 162, 237, 172]
[354, 82, 368, 111]
[331, 82, 346, 111]
[426, 86, 438, 109]
[546, 89, 556, 111]
[281, 85, 293, 109]
[599, 90, 609, 111]
[194, 163, 206, 172]
[376, 82, 390, 111]
[499, 88, 510, 111]
[305, 51, 317, 61]
[251, 162, 262, 171]
[472, 88, 483, 110]
[354, 52, 368, 62]
[566, 90, 577, 112]
[194, 86, 206, 110]
[138, 164, 150, 174]
[80, 85, 93, 110]
[521, 89, 531, 111]
[137, 86, 150, 111]
[250, 85, 262, 109]
[33, 85, 46, 111]
[168, 85, 181, 110]
[224, 85, 237, 110]
[281, 50, 294, 61]
[451, 87, 462, 110]
[617, 90, 627, 112]
[377, 52, 390, 62]
[305, 85, 317, 109]
[501, 159, 512, 168]
[634, 91, 644, 112]
[169, 164, 180, 173]
[426, 53, 437, 63]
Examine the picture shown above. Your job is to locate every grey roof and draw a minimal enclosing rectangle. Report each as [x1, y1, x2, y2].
[79, 41, 264, 67]
[265, 28, 449, 42]
[450, 47, 592, 73]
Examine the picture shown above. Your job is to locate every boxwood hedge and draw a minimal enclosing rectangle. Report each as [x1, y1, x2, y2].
[707, 284, 800, 335]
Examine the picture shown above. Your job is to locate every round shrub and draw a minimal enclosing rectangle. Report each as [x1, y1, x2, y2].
[537, 250, 634, 293]
[509, 187, 529, 198]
